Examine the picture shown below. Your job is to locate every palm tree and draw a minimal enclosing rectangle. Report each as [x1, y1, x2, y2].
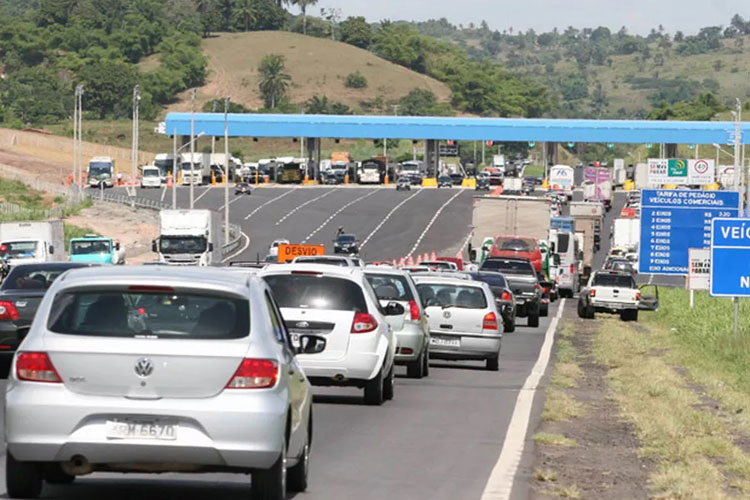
[292, 0, 318, 35]
[258, 54, 291, 108]
[232, 0, 256, 31]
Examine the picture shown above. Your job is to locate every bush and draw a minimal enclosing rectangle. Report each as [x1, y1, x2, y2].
[345, 72, 368, 89]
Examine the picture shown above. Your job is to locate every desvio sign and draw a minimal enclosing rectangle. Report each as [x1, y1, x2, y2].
[278, 244, 325, 263]
[710, 218, 750, 297]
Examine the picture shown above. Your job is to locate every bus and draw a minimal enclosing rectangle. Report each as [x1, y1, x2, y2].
[87, 156, 115, 188]
[549, 165, 575, 200]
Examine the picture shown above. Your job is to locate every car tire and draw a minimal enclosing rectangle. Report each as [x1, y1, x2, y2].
[364, 368, 384, 406]
[486, 356, 500, 371]
[422, 347, 430, 377]
[251, 438, 286, 500]
[540, 303, 549, 317]
[504, 319, 516, 333]
[383, 363, 395, 401]
[44, 463, 75, 485]
[287, 426, 309, 493]
[621, 310, 638, 322]
[528, 311, 540, 328]
[6, 451, 43, 499]
[406, 351, 425, 379]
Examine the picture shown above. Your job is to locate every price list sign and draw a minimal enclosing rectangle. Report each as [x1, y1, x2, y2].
[639, 189, 739, 275]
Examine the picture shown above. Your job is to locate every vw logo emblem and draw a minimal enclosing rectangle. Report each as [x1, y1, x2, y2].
[443, 311, 451, 319]
[134, 358, 154, 378]
[295, 321, 310, 329]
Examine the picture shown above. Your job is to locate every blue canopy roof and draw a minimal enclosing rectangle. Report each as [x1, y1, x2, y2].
[164, 113, 750, 145]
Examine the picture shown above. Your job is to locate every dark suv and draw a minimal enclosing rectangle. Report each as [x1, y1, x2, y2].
[479, 257, 542, 327]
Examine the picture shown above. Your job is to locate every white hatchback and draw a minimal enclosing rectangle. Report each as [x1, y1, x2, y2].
[413, 276, 502, 371]
[260, 264, 399, 405]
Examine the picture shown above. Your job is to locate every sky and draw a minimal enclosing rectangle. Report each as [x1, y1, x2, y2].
[305, 0, 748, 35]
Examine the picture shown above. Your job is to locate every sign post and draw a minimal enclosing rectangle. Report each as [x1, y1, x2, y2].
[710, 218, 750, 336]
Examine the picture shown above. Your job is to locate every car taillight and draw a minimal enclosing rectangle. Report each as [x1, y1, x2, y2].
[534, 283, 540, 291]
[590, 289, 596, 297]
[570, 264, 575, 274]
[409, 300, 420, 321]
[542, 286, 549, 293]
[16, 352, 61, 383]
[636, 292, 641, 300]
[0, 301, 19, 320]
[482, 312, 499, 331]
[226, 359, 278, 389]
[351, 312, 378, 333]
[500, 290, 512, 301]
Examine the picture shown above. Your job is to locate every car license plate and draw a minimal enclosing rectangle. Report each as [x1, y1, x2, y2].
[106, 419, 177, 440]
[430, 337, 460, 348]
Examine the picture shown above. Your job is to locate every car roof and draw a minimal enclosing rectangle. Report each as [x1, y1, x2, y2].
[260, 263, 361, 279]
[363, 267, 410, 277]
[412, 275, 485, 286]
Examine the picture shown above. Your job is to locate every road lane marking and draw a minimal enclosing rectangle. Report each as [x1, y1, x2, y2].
[481, 299, 566, 500]
[360, 188, 423, 250]
[160, 186, 167, 202]
[275, 188, 338, 226]
[219, 195, 246, 210]
[301, 189, 378, 244]
[405, 190, 463, 258]
[244, 189, 297, 220]
[221, 231, 251, 263]
[194, 186, 212, 204]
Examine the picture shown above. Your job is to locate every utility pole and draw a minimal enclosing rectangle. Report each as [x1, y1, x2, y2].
[211, 101, 217, 155]
[172, 129, 177, 209]
[224, 95, 230, 245]
[73, 85, 84, 202]
[72, 87, 78, 196]
[190, 88, 196, 209]
[131, 85, 140, 192]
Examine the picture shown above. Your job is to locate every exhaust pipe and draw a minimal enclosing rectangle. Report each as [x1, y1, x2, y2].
[333, 374, 345, 382]
[62, 455, 93, 476]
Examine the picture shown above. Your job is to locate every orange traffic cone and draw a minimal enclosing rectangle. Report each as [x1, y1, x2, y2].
[399, 257, 406, 267]
[431, 251, 437, 261]
[416, 255, 422, 264]
[407, 256, 414, 266]
[167, 174, 173, 188]
[423, 252, 429, 262]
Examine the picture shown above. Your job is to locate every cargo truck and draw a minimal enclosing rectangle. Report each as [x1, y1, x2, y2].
[152, 209, 222, 266]
[613, 218, 640, 251]
[0, 221, 65, 268]
[583, 167, 612, 211]
[549, 165, 575, 200]
[180, 152, 211, 185]
[571, 215, 601, 287]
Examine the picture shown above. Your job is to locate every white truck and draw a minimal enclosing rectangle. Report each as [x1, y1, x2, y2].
[152, 209, 222, 266]
[492, 155, 506, 174]
[569, 202, 604, 218]
[613, 159, 627, 187]
[502, 177, 523, 193]
[578, 271, 643, 321]
[180, 152, 211, 185]
[154, 153, 176, 181]
[210, 153, 242, 182]
[612, 218, 640, 251]
[358, 164, 381, 184]
[140, 165, 162, 188]
[0, 221, 65, 267]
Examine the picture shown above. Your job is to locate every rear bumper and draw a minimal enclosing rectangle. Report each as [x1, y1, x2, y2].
[298, 335, 390, 384]
[428, 331, 501, 361]
[394, 323, 427, 363]
[592, 301, 637, 312]
[5, 382, 289, 469]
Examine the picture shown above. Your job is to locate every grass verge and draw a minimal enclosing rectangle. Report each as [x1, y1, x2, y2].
[533, 432, 578, 447]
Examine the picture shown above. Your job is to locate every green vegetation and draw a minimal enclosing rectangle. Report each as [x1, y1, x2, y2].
[64, 223, 98, 249]
[533, 433, 578, 447]
[345, 71, 368, 89]
[258, 54, 292, 109]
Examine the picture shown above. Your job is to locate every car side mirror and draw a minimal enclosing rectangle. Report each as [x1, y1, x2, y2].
[209, 243, 214, 252]
[296, 335, 327, 355]
[384, 302, 405, 316]
[49, 245, 54, 255]
[152, 240, 158, 253]
[115, 242, 120, 251]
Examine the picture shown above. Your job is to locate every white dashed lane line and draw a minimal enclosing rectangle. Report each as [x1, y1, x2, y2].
[301, 190, 378, 244]
[275, 188, 338, 226]
[244, 188, 297, 220]
[405, 190, 463, 258]
[360, 188, 423, 250]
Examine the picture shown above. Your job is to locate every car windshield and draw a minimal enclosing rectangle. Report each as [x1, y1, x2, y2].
[416, 283, 487, 309]
[263, 275, 367, 312]
[337, 235, 356, 243]
[47, 290, 250, 339]
[1, 266, 82, 291]
[593, 274, 636, 288]
[2, 241, 39, 259]
[89, 162, 112, 177]
[159, 236, 207, 254]
[365, 273, 415, 301]
[71, 240, 110, 255]
[494, 236, 537, 251]
[481, 259, 535, 275]
[143, 169, 159, 177]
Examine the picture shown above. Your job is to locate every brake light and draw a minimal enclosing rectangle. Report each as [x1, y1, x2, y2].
[500, 290, 512, 301]
[570, 264, 575, 274]
[409, 300, 420, 321]
[590, 289, 596, 297]
[226, 359, 278, 389]
[534, 283, 540, 291]
[542, 286, 549, 293]
[16, 352, 61, 383]
[0, 301, 19, 320]
[636, 292, 641, 300]
[351, 312, 378, 333]
[128, 285, 174, 292]
[482, 312, 499, 331]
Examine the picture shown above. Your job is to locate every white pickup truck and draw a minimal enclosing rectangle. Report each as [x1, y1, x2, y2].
[577, 271, 658, 321]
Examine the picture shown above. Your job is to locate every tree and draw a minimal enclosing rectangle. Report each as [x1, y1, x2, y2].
[291, 0, 318, 35]
[258, 53, 291, 108]
[345, 71, 367, 89]
[674, 31, 684, 42]
[78, 60, 138, 119]
[339, 16, 371, 49]
[232, 0, 256, 31]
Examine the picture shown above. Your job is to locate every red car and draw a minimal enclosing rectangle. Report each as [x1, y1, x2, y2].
[435, 256, 464, 271]
[489, 236, 542, 273]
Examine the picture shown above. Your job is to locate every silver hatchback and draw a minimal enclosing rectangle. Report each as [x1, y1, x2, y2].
[4, 266, 321, 500]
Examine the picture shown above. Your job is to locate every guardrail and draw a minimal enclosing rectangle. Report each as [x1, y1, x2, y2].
[222, 223, 242, 256]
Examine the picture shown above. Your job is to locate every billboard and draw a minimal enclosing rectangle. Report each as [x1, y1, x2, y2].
[647, 159, 715, 185]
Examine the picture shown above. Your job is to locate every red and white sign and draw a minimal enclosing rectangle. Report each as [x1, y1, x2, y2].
[688, 248, 710, 291]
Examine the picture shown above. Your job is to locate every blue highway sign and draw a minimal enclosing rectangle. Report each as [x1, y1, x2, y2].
[710, 218, 750, 297]
[639, 189, 740, 275]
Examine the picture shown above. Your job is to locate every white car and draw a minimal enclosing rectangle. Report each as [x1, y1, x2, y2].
[413, 276, 502, 371]
[4, 266, 318, 500]
[260, 264, 399, 405]
[292, 255, 364, 267]
[140, 166, 161, 188]
[268, 239, 290, 258]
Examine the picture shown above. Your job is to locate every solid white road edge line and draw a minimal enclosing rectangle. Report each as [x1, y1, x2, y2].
[244, 188, 297, 220]
[360, 188, 423, 249]
[301, 189, 377, 244]
[480, 299, 567, 500]
[406, 190, 463, 258]
[275, 188, 338, 226]
[221, 231, 251, 263]
[194, 186, 212, 204]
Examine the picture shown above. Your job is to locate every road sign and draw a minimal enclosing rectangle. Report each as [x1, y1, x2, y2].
[439, 144, 459, 157]
[278, 244, 325, 263]
[639, 189, 739, 275]
[647, 159, 715, 185]
[688, 248, 710, 291]
[710, 218, 750, 297]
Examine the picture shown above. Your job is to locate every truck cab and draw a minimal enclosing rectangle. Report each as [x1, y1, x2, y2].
[153, 210, 220, 266]
[0, 221, 65, 267]
[69, 235, 125, 265]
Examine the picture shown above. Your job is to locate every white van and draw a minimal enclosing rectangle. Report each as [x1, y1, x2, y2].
[140, 165, 161, 188]
[551, 230, 580, 298]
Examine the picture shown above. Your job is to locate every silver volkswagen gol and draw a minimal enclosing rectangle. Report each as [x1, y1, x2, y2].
[4, 266, 323, 500]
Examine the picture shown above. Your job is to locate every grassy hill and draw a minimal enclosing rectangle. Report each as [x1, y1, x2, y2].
[165, 31, 452, 113]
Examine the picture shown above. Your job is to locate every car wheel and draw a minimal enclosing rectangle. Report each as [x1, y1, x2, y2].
[383, 363, 395, 401]
[422, 347, 430, 377]
[363, 367, 384, 406]
[504, 319, 515, 333]
[44, 463, 75, 485]
[486, 356, 500, 371]
[540, 303, 549, 317]
[251, 438, 286, 500]
[528, 311, 540, 328]
[577, 300, 587, 319]
[6, 451, 43, 499]
[406, 351, 425, 379]
[287, 424, 310, 493]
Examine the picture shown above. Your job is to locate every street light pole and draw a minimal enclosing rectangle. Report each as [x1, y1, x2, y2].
[172, 128, 177, 209]
[190, 88, 196, 209]
[224, 95, 230, 245]
[132, 85, 140, 191]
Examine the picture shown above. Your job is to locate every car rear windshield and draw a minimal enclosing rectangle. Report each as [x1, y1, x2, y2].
[494, 236, 537, 251]
[2, 266, 83, 291]
[557, 233, 570, 253]
[264, 275, 368, 312]
[294, 257, 348, 266]
[592, 274, 635, 288]
[469, 273, 508, 288]
[415, 284, 487, 309]
[338, 235, 355, 243]
[47, 290, 250, 339]
[365, 273, 415, 302]
[481, 259, 534, 275]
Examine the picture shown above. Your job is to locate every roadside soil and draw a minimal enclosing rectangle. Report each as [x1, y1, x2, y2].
[530, 308, 651, 499]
